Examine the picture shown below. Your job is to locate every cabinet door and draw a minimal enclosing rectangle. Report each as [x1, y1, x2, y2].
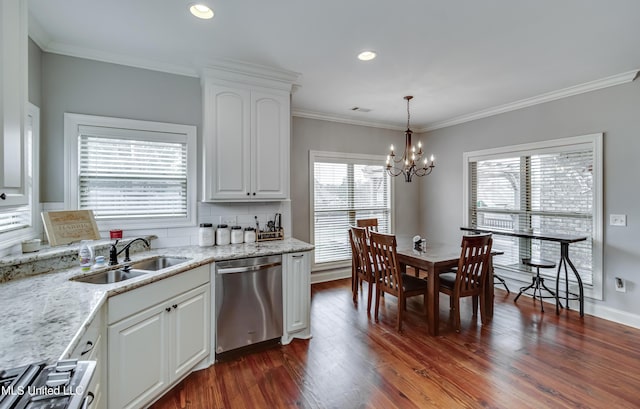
[0, 0, 28, 206]
[251, 90, 290, 199]
[170, 284, 210, 382]
[203, 84, 251, 200]
[284, 252, 311, 335]
[108, 306, 169, 409]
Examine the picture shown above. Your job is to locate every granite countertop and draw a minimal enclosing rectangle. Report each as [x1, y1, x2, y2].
[0, 238, 314, 368]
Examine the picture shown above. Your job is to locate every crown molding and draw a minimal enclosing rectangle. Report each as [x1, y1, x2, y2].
[292, 109, 406, 131]
[424, 69, 640, 131]
[200, 58, 300, 90]
[35, 41, 200, 78]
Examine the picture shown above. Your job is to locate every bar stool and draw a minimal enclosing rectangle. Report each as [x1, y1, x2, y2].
[515, 258, 560, 312]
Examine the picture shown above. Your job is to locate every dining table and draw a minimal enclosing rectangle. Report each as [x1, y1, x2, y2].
[396, 241, 500, 336]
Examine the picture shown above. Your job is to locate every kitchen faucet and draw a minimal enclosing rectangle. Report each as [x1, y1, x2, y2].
[109, 238, 150, 266]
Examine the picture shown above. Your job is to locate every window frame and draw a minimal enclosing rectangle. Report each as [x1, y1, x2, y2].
[64, 113, 197, 230]
[462, 133, 603, 300]
[309, 150, 395, 272]
[0, 103, 40, 251]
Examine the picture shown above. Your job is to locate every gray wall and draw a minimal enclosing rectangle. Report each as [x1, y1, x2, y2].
[291, 117, 422, 242]
[420, 79, 640, 315]
[28, 39, 42, 106]
[40, 53, 201, 202]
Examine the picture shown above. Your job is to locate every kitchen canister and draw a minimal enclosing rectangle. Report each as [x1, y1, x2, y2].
[243, 227, 256, 243]
[198, 223, 214, 246]
[231, 226, 243, 244]
[216, 224, 230, 245]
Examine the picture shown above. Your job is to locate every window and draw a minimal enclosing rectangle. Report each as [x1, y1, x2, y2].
[0, 103, 39, 250]
[64, 114, 197, 230]
[463, 134, 603, 299]
[310, 151, 393, 269]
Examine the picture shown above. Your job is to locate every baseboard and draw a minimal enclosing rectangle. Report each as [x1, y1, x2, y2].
[585, 301, 640, 329]
[311, 267, 350, 284]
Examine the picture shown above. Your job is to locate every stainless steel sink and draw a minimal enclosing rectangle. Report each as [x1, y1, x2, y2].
[74, 269, 147, 284]
[126, 256, 191, 272]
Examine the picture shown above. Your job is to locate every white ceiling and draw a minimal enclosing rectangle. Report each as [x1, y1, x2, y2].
[29, 0, 640, 130]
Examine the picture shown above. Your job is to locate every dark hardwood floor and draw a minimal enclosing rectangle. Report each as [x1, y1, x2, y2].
[151, 278, 640, 408]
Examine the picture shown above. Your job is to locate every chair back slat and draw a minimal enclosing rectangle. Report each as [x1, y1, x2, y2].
[369, 231, 401, 297]
[357, 218, 379, 237]
[349, 227, 360, 273]
[456, 234, 492, 297]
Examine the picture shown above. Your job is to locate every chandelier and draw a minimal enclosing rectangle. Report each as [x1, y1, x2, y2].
[385, 96, 435, 182]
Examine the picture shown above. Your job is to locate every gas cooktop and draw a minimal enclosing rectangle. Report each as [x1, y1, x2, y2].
[0, 359, 95, 409]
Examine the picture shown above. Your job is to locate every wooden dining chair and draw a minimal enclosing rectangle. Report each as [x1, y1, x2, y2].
[350, 226, 376, 313]
[439, 234, 493, 332]
[356, 218, 378, 236]
[348, 227, 361, 302]
[368, 231, 428, 332]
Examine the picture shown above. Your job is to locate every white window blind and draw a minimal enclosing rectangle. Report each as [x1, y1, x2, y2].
[65, 114, 196, 229]
[470, 147, 594, 285]
[0, 205, 31, 234]
[78, 129, 187, 220]
[312, 153, 391, 266]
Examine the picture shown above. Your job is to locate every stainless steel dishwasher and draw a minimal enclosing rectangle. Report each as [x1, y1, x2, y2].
[215, 255, 283, 354]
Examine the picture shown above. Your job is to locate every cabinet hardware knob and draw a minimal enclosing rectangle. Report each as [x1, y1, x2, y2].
[80, 341, 94, 356]
[246, 192, 250, 196]
[0, 193, 6, 200]
[165, 307, 172, 312]
[172, 304, 178, 309]
[252, 192, 256, 196]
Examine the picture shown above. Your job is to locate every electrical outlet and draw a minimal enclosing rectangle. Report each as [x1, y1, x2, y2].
[610, 214, 627, 226]
[220, 216, 237, 226]
[615, 277, 626, 293]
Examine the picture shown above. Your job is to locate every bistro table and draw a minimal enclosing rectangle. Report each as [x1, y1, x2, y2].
[396, 242, 500, 336]
[460, 226, 587, 316]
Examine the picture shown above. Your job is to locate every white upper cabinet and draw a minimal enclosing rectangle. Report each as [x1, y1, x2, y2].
[0, 0, 28, 207]
[202, 61, 298, 201]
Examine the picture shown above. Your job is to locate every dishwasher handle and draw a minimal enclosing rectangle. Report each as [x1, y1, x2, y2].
[217, 261, 281, 274]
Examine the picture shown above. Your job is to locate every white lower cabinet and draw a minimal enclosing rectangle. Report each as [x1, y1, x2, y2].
[107, 265, 210, 409]
[282, 251, 311, 344]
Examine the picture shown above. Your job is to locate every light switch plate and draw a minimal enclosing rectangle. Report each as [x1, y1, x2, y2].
[615, 277, 626, 293]
[610, 214, 627, 226]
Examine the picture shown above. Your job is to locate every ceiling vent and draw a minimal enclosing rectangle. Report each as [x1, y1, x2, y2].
[350, 107, 371, 113]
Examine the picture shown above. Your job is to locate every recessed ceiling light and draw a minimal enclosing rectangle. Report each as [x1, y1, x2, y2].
[357, 51, 377, 61]
[190, 3, 214, 19]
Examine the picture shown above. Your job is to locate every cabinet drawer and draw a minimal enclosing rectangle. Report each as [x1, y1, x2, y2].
[108, 265, 209, 324]
[67, 309, 103, 359]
